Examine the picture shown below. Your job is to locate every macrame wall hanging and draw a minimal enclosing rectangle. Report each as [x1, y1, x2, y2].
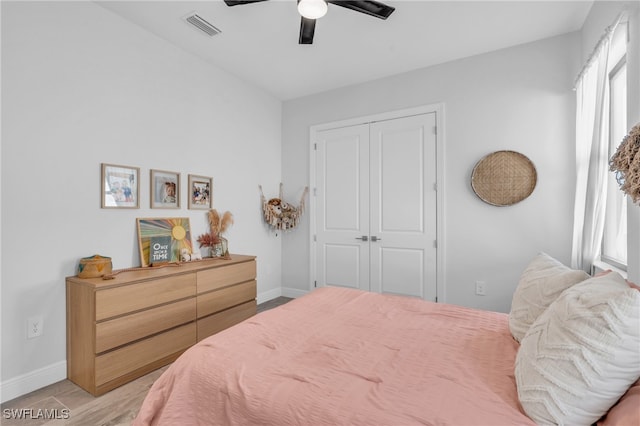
[259, 183, 309, 233]
[610, 123, 640, 203]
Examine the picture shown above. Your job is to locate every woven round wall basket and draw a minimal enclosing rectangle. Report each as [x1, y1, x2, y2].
[471, 150, 537, 206]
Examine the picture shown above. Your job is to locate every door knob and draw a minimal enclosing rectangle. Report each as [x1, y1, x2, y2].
[355, 236, 369, 241]
[371, 236, 381, 242]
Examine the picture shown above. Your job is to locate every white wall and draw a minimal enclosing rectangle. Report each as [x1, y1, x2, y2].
[1, 1, 282, 402]
[282, 32, 581, 312]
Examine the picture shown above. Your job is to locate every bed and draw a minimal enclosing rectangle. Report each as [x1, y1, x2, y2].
[134, 286, 532, 425]
[133, 253, 640, 426]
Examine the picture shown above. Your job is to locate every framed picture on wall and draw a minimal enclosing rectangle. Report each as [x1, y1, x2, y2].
[150, 169, 180, 209]
[188, 174, 212, 210]
[101, 163, 140, 209]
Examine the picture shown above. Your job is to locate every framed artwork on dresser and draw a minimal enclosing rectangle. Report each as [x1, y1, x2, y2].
[136, 217, 193, 267]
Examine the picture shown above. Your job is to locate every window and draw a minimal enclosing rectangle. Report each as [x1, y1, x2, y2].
[572, 16, 629, 274]
[602, 25, 627, 270]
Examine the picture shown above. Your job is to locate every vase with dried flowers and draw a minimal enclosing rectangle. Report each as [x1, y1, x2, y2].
[197, 209, 233, 258]
[196, 232, 219, 258]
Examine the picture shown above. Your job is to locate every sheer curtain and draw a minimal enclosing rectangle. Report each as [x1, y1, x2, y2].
[571, 17, 621, 273]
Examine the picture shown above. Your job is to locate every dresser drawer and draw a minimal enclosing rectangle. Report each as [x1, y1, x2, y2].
[95, 273, 196, 320]
[197, 300, 256, 342]
[95, 322, 196, 386]
[197, 280, 256, 318]
[96, 298, 196, 353]
[197, 260, 256, 294]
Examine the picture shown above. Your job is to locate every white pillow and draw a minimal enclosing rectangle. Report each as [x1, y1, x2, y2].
[515, 272, 640, 425]
[509, 252, 589, 342]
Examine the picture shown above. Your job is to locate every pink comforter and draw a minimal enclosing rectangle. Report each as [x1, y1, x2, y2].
[134, 287, 534, 425]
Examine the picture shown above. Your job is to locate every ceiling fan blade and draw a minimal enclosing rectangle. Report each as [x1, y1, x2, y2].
[299, 17, 316, 44]
[327, 0, 395, 19]
[223, 0, 269, 6]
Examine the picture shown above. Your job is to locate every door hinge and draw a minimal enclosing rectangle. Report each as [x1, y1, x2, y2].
[433, 240, 437, 248]
[314, 281, 317, 288]
[313, 187, 317, 196]
[433, 182, 437, 191]
[313, 234, 317, 242]
[435, 296, 438, 303]
[433, 126, 437, 135]
[314, 143, 317, 150]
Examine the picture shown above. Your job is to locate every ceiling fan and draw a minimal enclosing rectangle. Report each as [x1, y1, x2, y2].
[223, 0, 395, 44]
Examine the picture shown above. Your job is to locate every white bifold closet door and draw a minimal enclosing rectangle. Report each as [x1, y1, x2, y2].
[314, 112, 437, 300]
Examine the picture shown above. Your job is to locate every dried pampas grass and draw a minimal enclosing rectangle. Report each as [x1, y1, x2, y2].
[208, 209, 220, 234]
[610, 123, 640, 203]
[208, 209, 233, 235]
[220, 211, 234, 234]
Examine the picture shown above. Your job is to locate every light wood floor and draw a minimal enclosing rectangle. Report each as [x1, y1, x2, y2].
[1, 297, 293, 426]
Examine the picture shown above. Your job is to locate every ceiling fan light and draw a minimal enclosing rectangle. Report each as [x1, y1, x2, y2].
[297, 0, 328, 19]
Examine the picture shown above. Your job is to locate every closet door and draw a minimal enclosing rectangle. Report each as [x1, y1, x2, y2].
[315, 124, 371, 291]
[369, 113, 437, 300]
[313, 113, 437, 300]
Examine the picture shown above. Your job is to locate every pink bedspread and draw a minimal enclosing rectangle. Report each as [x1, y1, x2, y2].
[133, 287, 534, 425]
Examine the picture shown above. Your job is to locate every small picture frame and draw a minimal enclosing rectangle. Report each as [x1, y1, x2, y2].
[188, 174, 212, 209]
[101, 163, 140, 209]
[150, 169, 180, 209]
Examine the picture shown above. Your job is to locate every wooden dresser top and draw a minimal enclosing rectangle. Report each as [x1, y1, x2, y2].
[66, 254, 256, 289]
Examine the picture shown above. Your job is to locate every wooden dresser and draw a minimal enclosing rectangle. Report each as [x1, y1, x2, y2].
[66, 254, 256, 396]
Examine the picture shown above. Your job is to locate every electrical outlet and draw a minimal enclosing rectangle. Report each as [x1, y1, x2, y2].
[475, 281, 486, 296]
[27, 316, 43, 339]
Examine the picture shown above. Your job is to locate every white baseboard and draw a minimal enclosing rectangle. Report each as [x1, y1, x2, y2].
[257, 287, 282, 304]
[1, 361, 67, 404]
[282, 287, 308, 299]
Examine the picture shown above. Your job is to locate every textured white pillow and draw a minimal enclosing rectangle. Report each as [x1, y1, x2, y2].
[509, 252, 589, 342]
[515, 272, 640, 425]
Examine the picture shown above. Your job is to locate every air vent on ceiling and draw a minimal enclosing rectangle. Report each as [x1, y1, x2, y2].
[184, 13, 221, 37]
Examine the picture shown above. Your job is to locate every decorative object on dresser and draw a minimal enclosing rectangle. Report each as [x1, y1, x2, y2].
[471, 150, 537, 206]
[181, 247, 202, 262]
[136, 218, 193, 267]
[259, 183, 309, 233]
[197, 209, 233, 258]
[77, 255, 113, 279]
[188, 174, 212, 209]
[609, 123, 640, 203]
[101, 163, 140, 209]
[150, 169, 180, 209]
[66, 254, 257, 396]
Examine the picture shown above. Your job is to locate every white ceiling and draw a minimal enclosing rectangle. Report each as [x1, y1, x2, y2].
[97, 0, 593, 100]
